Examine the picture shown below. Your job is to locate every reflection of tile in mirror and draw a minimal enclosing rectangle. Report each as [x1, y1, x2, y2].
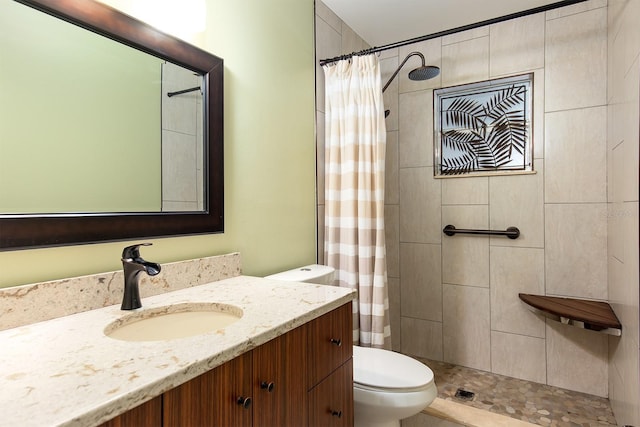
[161, 62, 204, 211]
[161, 62, 202, 135]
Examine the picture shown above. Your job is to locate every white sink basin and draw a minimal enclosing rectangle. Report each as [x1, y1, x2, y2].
[104, 302, 243, 342]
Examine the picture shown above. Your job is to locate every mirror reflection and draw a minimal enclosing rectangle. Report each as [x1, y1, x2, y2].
[0, 0, 204, 214]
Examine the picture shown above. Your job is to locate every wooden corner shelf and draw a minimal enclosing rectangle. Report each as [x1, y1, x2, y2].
[518, 293, 622, 336]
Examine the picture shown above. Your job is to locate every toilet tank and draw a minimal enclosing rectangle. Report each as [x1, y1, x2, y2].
[264, 264, 335, 286]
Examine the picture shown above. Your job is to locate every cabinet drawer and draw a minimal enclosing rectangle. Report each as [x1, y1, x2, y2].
[307, 302, 353, 388]
[163, 352, 253, 427]
[308, 359, 353, 427]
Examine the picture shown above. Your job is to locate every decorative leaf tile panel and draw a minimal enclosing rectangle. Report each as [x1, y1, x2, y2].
[434, 74, 533, 177]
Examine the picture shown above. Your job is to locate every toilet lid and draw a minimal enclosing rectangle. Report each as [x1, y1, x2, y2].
[353, 346, 434, 390]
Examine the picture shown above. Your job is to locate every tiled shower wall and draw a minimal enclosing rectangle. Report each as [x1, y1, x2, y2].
[316, 0, 637, 401]
[606, 0, 640, 425]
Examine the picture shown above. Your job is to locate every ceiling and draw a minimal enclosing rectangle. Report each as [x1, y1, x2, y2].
[320, 0, 574, 47]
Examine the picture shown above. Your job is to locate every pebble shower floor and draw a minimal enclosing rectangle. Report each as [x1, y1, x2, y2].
[420, 358, 617, 426]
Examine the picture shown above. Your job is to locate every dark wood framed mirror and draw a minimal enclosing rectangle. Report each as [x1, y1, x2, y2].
[0, 0, 224, 250]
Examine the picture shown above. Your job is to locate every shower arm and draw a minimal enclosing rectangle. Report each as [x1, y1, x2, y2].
[382, 52, 425, 93]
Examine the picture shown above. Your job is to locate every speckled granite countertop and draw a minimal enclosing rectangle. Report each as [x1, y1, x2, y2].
[0, 276, 355, 427]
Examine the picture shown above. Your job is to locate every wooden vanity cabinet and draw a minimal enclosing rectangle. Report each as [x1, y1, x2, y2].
[251, 323, 308, 426]
[307, 302, 354, 426]
[101, 302, 353, 427]
[309, 361, 353, 426]
[163, 351, 253, 427]
[98, 395, 162, 427]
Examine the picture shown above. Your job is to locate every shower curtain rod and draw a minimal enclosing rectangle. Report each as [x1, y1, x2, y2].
[319, 0, 587, 66]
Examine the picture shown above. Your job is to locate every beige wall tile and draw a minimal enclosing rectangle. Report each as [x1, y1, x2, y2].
[442, 27, 489, 46]
[385, 205, 400, 278]
[340, 22, 367, 55]
[489, 163, 544, 248]
[532, 68, 545, 160]
[546, 321, 608, 397]
[385, 130, 399, 205]
[609, 334, 640, 427]
[608, 19, 626, 104]
[607, 103, 621, 186]
[490, 246, 545, 338]
[545, 203, 608, 300]
[400, 167, 441, 244]
[400, 243, 442, 322]
[607, 203, 625, 264]
[545, 7, 607, 111]
[622, 60, 640, 202]
[315, 1, 341, 33]
[379, 47, 399, 61]
[611, 202, 640, 342]
[545, 106, 607, 203]
[399, 90, 434, 168]
[606, 1, 640, 422]
[607, 0, 625, 50]
[442, 37, 489, 87]
[401, 316, 443, 361]
[610, 298, 639, 368]
[607, 96, 626, 150]
[315, 17, 341, 113]
[442, 177, 488, 205]
[443, 284, 491, 371]
[608, 256, 625, 308]
[442, 205, 489, 288]
[618, 0, 640, 77]
[491, 331, 546, 383]
[489, 12, 545, 76]
[546, 0, 607, 20]
[622, 202, 639, 308]
[398, 38, 442, 93]
[610, 143, 625, 205]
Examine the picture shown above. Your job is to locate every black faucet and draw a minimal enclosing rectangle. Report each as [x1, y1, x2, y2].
[121, 243, 161, 310]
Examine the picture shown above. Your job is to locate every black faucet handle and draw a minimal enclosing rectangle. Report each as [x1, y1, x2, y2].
[122, 243, 153, 261]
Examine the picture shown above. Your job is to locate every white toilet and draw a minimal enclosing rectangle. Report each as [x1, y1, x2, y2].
[265, 264, 437, 427]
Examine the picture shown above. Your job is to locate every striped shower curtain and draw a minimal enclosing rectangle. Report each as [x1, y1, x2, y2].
[323, 54, 391, 349]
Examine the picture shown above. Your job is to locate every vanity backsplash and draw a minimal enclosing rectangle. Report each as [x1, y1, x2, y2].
[0, 252, 241, 331]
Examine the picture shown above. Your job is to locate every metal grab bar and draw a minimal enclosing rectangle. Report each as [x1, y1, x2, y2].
[443, 224, 520, 239]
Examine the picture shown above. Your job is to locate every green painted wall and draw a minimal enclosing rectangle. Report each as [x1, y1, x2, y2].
[0, 0, 317, 287]
[0, 1, 162, 213]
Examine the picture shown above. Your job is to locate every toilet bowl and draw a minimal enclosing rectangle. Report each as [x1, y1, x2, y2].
[265, 265, 437, 427]
[352, 345, 436, 427]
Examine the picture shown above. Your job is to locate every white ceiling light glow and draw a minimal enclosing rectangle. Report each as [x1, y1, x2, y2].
[132, 0, 205, 40]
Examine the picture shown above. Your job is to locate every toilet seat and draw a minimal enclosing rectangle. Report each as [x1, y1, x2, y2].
[353, 346, 434, 392]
